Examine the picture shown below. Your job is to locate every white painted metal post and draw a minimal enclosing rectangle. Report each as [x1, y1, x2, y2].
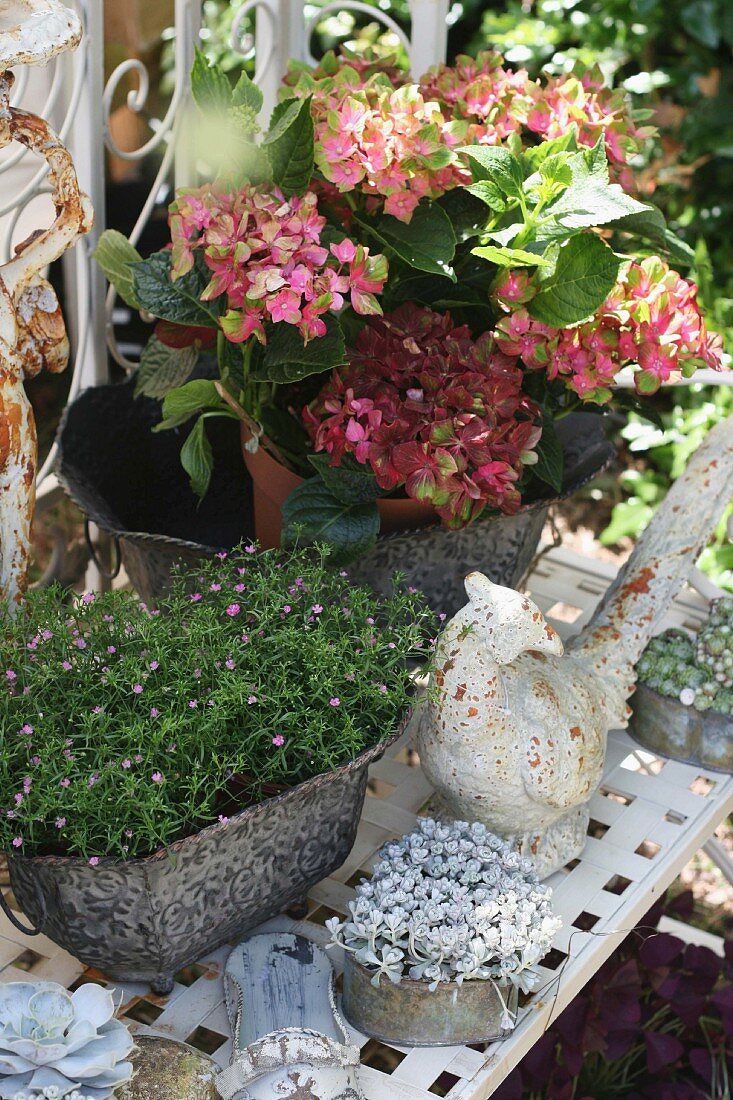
[406, 0, 449, 75]
[174, 0, 202, 190]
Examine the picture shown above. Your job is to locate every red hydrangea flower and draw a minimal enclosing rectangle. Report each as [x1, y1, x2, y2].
[168, 183, 387, 344]
[304, 305, 542, 527]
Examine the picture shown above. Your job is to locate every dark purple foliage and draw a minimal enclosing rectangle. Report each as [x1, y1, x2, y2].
[494, 892, 733, 1100]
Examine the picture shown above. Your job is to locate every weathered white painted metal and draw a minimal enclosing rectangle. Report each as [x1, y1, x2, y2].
[419, 414, 733, 876]
[0, 5, 92, 606]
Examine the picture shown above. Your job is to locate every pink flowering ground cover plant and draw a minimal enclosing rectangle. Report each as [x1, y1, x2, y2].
[96, 47, 726, 563]
[0, 546, 434, 861]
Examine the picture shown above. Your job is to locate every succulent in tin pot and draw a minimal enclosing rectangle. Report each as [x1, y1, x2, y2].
[327, 818, 561, 1044]
[636, 597, 733, 715]
[0, 981, 134, 1099]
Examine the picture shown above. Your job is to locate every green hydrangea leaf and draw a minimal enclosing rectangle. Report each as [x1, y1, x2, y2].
[308, 454, 382, 504]
[157, 379, 222, 430]
[258, 313, 346, 383]
[472, 244, 552, 267]
[262, 95, 314, 195]
[134, 338, 199, 399]
[281, 478, 380, 564]
[133, 251, 221, 328]
[94, 230, 143, 309]
[533, 418, 564, 492]
[528, 235, 621, 327]
[232, 70, 263, 114]
[191, 47, 232, 113]
[180, 417, 214, 500]
[370, 201, 457, 280]
[458, 145, 525, 199]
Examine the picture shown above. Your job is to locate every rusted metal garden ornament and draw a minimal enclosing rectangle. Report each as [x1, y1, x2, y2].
[0, 1, 92, 609]
[419, 414, 733, 877]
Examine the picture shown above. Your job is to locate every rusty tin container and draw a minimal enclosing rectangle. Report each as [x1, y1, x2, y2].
[628, 681, 733, 773]
[342, 955, 518, 1046]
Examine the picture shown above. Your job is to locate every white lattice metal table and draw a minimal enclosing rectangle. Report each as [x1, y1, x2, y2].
[1, 546, 732, 1099]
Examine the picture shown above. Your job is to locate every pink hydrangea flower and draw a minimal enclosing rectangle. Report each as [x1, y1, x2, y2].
[493, 256, 725, 402]
[169, 185, 387, 346]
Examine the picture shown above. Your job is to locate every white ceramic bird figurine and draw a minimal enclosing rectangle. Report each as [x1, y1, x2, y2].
[418, 413, 733, 876]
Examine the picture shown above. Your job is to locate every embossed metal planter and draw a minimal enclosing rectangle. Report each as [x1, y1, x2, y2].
[58, 381, 613, 614]
[8, 724, 404, 995]
[342, 956, 518, 1046]
[628, 681, 733, 773]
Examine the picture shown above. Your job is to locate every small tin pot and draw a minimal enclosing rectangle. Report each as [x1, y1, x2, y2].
[341, 955, 518, 1046]
[628, 681, 733, 773]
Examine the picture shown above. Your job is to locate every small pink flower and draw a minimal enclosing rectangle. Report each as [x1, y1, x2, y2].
[14, 793, 23, 805]
[134, 754, 143, 763]
[388, 642, 396, 650]
[21, 724, 33, 736]
[218, 815, 230, 824]
[150, 707, 160, 718]
[438, 613, 447, 621]
[152, 771, 164, 783]
[132, 684, 144, 695]
[12, 837, 22, 848]
[121, 759, 131, 769]
[225, 659, 236, 670]
[241, 634, 250, 644]
[226, 604, 241, 617]
[149, 660, 159, 671]
[60, 778, 71, 788]
[312, 604, 324, 615]
[55, 817, 66, 829]
[188, 699, 198, 708]
[272, 735, 285, 747]
[282, 605, 292, 614]
[41, 630, 53, 641]
[234, 583, 246, 593]
[5, 669, 16, 681]
[378, 684, 388, 694]
[107, 646, 116, 654]
[89, 856, 100, 866]
[244, 544, 256, 554]
[62, 661, 72, 671]
[247, 695, 258, 705]
[74, 638, 87, 650]
[92, 706, 103, 715]
[329, 697, 341, 707]
[210, 583, 222, 592]
[190, 593, 202, 602]
[217, 551, 228, 560]
[81, 592, 95, 605]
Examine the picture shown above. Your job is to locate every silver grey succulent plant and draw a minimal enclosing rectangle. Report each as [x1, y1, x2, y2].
[327, 818, 561, 1006]
[0, 982, 134, 1099]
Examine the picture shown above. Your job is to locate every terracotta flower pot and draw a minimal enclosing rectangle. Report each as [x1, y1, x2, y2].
[242, 428, 435, 549]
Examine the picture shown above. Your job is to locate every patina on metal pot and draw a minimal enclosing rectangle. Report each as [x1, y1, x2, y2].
[8, 721, 406, 996]
[341, 955, 518, 1046]
[628, 681, 733, 773]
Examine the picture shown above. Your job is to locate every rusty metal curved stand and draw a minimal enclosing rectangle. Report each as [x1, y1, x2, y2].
[0, 9, 92, 609]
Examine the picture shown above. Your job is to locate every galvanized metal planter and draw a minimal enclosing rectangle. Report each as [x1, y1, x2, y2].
[628, 681, 733, 773]
[8, 723, 405, 995]
[58, 383, 614, 613]
[341, 956, 518, 1046]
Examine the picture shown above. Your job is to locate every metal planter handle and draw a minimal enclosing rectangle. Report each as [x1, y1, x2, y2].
[0, 878, 46, 936]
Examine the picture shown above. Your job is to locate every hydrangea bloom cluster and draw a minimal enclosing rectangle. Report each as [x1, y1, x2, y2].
[493, 258, 725, 402]
[0, 547, 434, 860]
[288, 64, 467, 222]
[327, 818, 561, 1008]
[169, 184, 387, 342]
[304, 305, 542, 527]
[420, 52, 653, 191]
[636, 598, 733, 714]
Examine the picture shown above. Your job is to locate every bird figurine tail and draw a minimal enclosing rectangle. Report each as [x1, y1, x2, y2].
[570, 412, 733, 729]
